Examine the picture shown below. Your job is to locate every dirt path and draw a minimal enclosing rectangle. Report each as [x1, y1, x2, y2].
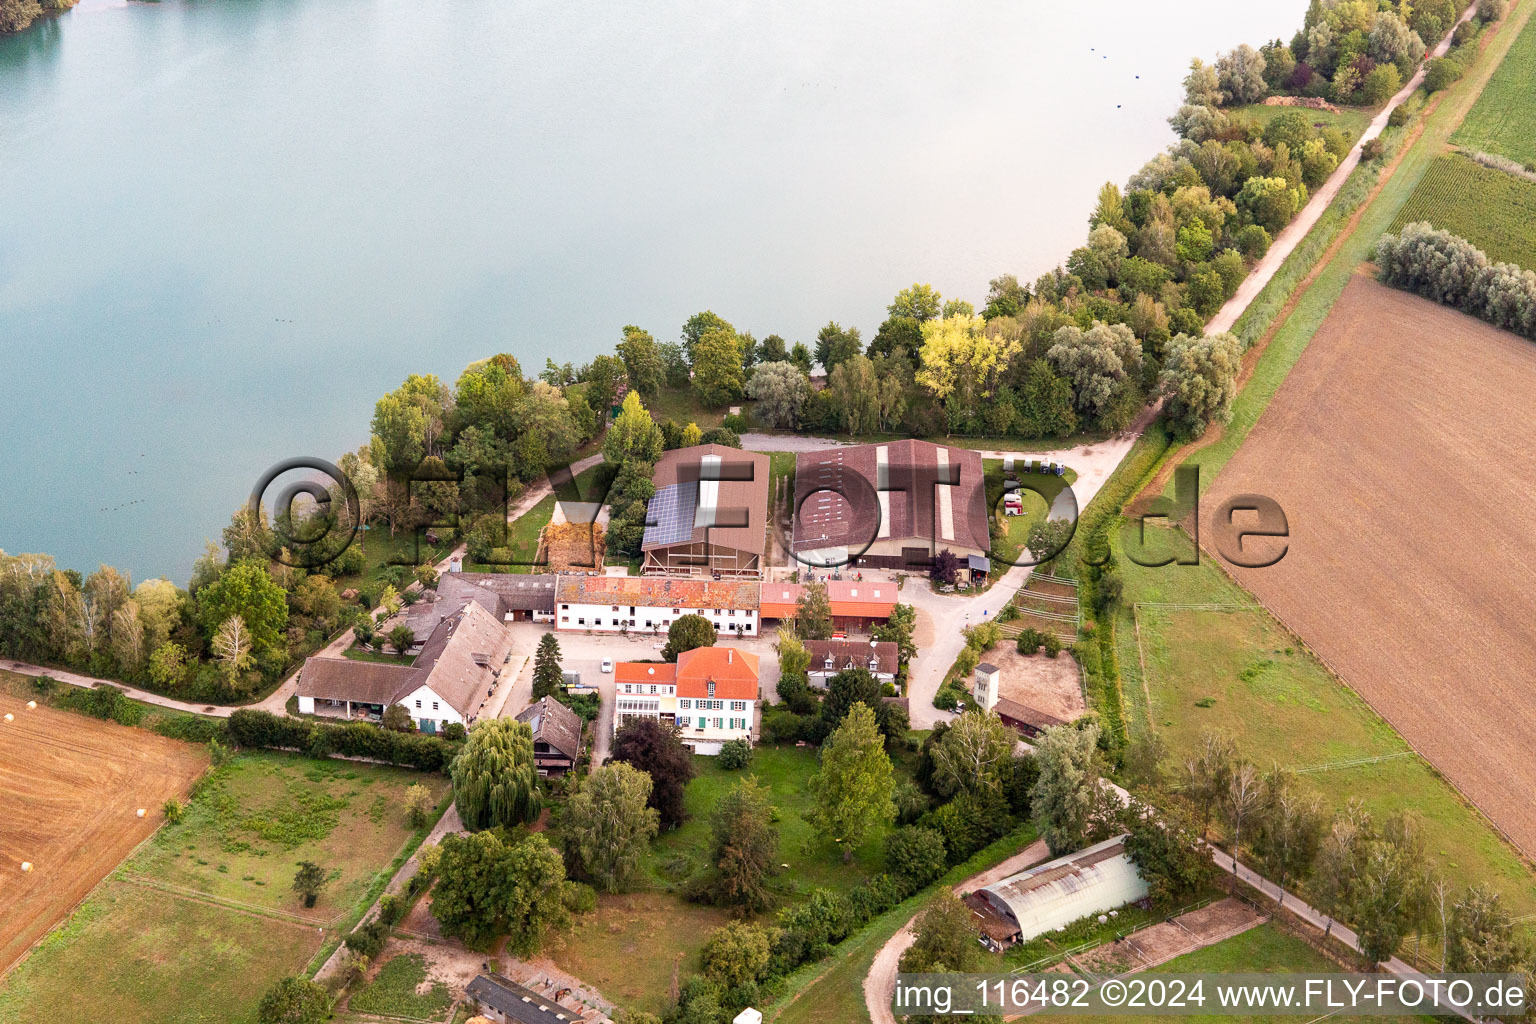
[863, 838, 1051, 1024]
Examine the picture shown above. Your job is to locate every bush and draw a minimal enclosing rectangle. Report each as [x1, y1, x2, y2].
[717, 738, 752, 769]
[884, 826, 947, 888]
[1361, 138, 1386, 161]
[1015, 628, 1047, 655]
[163, 798, 184, 824]
[227, 709, 462, 771]
[1387, 105, 1409, 128]
[345, 919, 389, 959]
[1478, 0, 1508, 20]
[1424, 56, 1463, 92]
[1376, 223, 1536, 339]
[563, 881, 599, 914]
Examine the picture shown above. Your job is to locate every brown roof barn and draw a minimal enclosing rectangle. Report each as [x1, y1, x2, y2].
[791, 440, 988, 569]
[805, 639, 899, 679]
[642, 444, 770, 577]
[516, 696, 584, 775]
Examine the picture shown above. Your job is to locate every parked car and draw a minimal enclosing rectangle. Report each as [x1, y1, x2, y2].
[601, 658, 613, 673]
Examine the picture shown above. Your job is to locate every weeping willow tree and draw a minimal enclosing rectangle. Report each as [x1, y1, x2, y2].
[451, 718, 541, 830]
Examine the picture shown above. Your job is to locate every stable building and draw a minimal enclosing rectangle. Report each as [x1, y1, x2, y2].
[642, 444, 770, 577]
[973, 662, 1068, 738]
[791, 439, 990, 574]
[297, 600, 512, 733]
[407, 572, 556, 640]
[554, 575, 759, 637]
[805, 639, 898, 688]
[516, 696, 584, 776]
[465, 974, 586, 1024]
[964, 836, 1148, 951]
[758, 579, 898, 633]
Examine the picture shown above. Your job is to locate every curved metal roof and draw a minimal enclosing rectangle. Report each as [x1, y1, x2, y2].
[976, 835, 1147, 942]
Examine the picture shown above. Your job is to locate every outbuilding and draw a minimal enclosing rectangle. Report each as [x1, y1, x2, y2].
[964, 836, 1148, 951]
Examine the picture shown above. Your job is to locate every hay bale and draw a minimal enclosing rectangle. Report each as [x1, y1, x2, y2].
[136, 808, 146, 818]
[20, 862, 32, 872]
[3, 713, 11, 722]
[25, 700, 37, 709]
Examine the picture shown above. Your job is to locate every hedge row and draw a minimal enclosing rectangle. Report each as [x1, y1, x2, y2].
[1376, 222, 1536, 338]
[227, 709, 462, 771]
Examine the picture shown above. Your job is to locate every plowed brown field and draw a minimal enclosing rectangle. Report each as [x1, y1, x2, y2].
[1205, 274, 1536, 856]
[0, 694, 208, 973]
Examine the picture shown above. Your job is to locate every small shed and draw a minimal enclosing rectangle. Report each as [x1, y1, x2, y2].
[734, 1010, 763, 1024]
[465, 974, 585, 1024]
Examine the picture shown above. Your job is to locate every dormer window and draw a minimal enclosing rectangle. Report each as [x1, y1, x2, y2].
[824, 655, 835, 670]
[707, 680, 716, 698]
[869, 657, 879, 672]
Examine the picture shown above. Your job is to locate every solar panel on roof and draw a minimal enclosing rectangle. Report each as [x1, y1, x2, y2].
[643, 481, 698, 547]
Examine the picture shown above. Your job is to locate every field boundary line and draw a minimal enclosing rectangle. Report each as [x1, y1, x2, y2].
[1193, 531, 1534, 865]
[117, 872, 344, 927]
[1131, 604, 1154, 733]
[1293, 751, 1416, 774]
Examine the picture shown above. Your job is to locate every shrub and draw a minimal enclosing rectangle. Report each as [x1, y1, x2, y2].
[1016, 628, 1047, 655]
[1375, 223, 1536, 339]
[563, 881, 599, 914]
[345, 919, 389, 959]
[1478, 0, 1508, 20]
[884, 826, 947, 888]
[1388, 105, 1409, 128]
[162, 798, 184, 824]
[1424, 56, 1463, 92]
[1361, 138, 1386, 161]
[717, 738, 752, 769]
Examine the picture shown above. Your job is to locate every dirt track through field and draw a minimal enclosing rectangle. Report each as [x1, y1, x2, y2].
[0, 695, 208, 974]
[1204, 275, 1536, 857]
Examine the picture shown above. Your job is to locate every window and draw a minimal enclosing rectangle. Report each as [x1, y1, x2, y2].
[612, 605, 620, 612]
[713, 718, 723, 729]
[714, 622, 722, 630]
[731, 700, 746, 711]
[728, 609, 736, 617]
[672, 607, 681, 614]
[679, 699, 690, 709]
[561, 616, 569, 624]
[414, 700, 422, 709]
[432, 701, 439, 711]
[578, 617, 586, 625]
[649, 684, 657, 694]
[629, 606, 636, 615]
[707, 680, 715, 699]
[644, 620, 653, 629]
[561, 604, 569, 610]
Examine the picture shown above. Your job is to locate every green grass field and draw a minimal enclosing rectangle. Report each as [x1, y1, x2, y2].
[1113, 526, 1536, 919]
[1452, 4, 1536, 165]
[1036, 923, 1432, 1024]
[1389, 152, 1536, 267]
[984, 462, 1077, 574]
[126, 751, 450, 922]
[0, 880, 323, 1024]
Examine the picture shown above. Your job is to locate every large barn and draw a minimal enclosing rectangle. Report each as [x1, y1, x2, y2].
[642, 444, 770, 577]
[790, 440, 989, 573]
[964, 836, 1148, 951]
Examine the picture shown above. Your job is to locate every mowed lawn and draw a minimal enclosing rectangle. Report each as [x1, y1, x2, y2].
[1389, 152, 1536, 267]
[0, 880, 322, 1024]
[647, 745, 896, 891]
[1452, 2, 1536, 165]
[1229, 102, 1375, 146]
[1114, 526, 1536, 919]
[1035, 923, 1432, 1024]
[127, 751, 450, 922]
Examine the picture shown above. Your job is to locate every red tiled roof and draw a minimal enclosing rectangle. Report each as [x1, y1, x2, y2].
[676, 646, 759, 700]
[756, 580, 897, 621]
[615, 662, 676, 685]
[555, 575, 760, 611]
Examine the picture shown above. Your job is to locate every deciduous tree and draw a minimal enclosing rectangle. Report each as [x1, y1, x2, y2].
[663, 614, 716, 661]
[451, 718, 541, 830]
[433, 830, 567, 952]
[809, 703, 895, 860]
[611, 717, 697, 828]
[704, 777, 779, 912]
[1030, 722, 1111, 855]
[566, 762, 660, 892]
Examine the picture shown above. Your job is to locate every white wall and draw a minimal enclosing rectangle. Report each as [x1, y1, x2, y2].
[557, 601, 757, 636]
[395, 683, 467, 733]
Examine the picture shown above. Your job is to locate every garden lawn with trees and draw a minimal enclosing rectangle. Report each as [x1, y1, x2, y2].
[126, 750, 451, 920]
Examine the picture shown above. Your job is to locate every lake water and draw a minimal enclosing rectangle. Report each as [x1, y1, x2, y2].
[0, 0, 1305, 584]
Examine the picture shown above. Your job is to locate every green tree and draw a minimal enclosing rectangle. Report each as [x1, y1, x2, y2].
[382, 703, 415, 732]
[387, 622, 415, 656]
[705, 777, 779, 912]
[1252, 770, 1327, 908]
[604, 391, 664, 465]
[815, 321, 863, 372]
[611, 717, 696, 828]
[809, 704, 896, 860]
[1030, 722, 1111, 855]
[1448, 885, 1529, 974]
[257, 976, 331, 1024]
[899, 890, 980, 973]
[682, 311, 734, 363]
[292, 861, 327, 908]
[566, 762, 660, 892]
[691, 328, 745, 408]
[789, 342, 813, 374]
[618, 325, 666, 396]
[451, 718, 541, 831]
[1160, 331, 1241, 438]
[404, 782, 435, 828]
[889, 283, 943, 323]
[196, 560, 288, 658]
[1236, 175, 1303, 234]
[929, 709, 1016, 797]
[533, 631, 563, 699]
[700, 922, 775, 988]
[745, 361, 811, 429]
[1122, 794, 1217, 904]
[826, 354, 880, 434]
[885, 826, 947, 888]
[795, 582, 833, 640]
[433, 830, 568, 952]
[148, 641, 189, 690]
[872, 603, 918, 664]
[663, 614, 716, 661]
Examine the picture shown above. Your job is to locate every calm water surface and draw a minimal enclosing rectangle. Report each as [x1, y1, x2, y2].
[0, 0, 1304, 582]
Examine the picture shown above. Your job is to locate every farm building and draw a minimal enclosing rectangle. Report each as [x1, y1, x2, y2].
[555, 575, 760, 636]
[964, 836, 1148, 952]
[297, 599, 512, 733]
[642, 444, 770, 577]
[805, 639, 898, 688]
[614, 646, 759, 754]
[973, 662, 1067, 738]
[408, 572, 556, 638]
[758, 579, 897, 632]
[516, 696, 584, 776]
[465, 973, 586, 1024]
[790, 440, 989, 574]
